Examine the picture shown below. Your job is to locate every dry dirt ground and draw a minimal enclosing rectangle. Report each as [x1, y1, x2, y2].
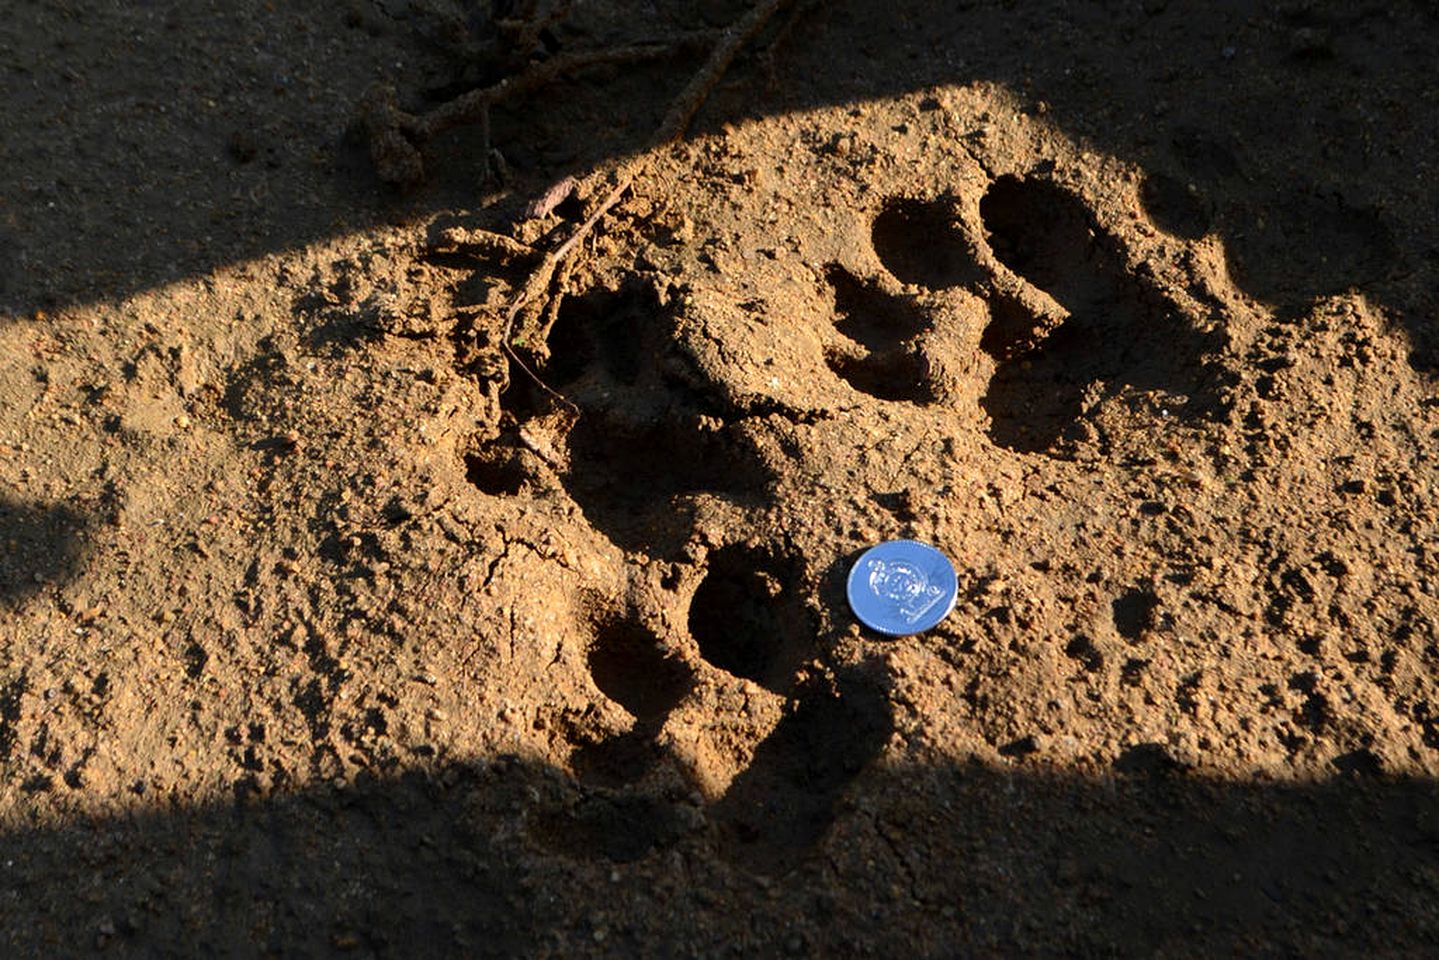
[3, 1, 1439, 956]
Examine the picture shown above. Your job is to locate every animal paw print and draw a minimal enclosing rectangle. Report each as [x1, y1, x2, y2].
[707, 661, 890, 875]
[529, 611, 697, 864]
[812, 196, 980, 407]
[455, 164, 1233, 875]
[975, 175, 1232, 456]
[470, 278, 772, 558]
[535, 543, 891, 873]
[822, 264, 938, 404]
[574, 613, 693, 788]
[457, 272, 892, 871]
[804, 178, 1232, 460]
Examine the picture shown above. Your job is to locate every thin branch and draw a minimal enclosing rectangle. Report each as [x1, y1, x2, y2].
[412, 42, 687, 140]
[497, 174, 633, 415]
[361, 31, 721, 187]
[653, 0, 792, 144]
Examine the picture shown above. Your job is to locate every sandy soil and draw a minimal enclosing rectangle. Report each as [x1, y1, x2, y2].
[2, 1, 1438, 956]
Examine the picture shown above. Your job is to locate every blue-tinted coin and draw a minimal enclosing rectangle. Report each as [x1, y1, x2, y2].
[847, 540, 958, 636]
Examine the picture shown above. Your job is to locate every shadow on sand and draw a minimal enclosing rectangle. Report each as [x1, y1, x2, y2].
[0, 749, 1434, 956]
[0, 496, 91, 606]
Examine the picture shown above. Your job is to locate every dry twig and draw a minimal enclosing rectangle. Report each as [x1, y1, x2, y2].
[651, 0, 793, 144]
[361, 37, 715, 188]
